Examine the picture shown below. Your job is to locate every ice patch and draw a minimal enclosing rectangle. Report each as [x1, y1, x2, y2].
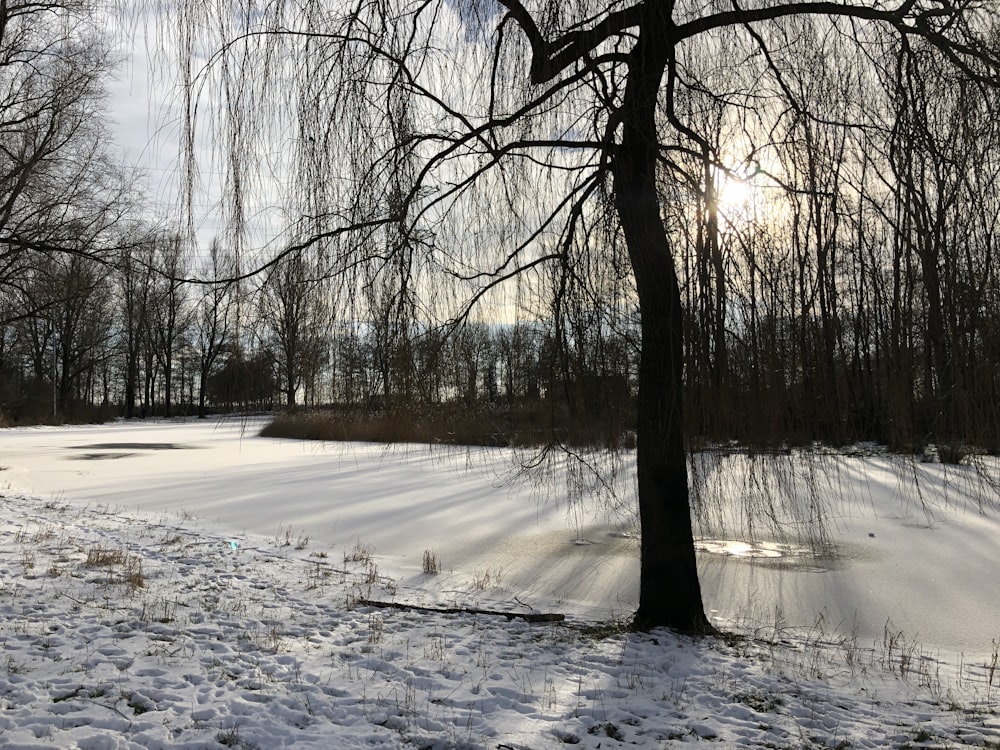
[695, 539, 809, 559]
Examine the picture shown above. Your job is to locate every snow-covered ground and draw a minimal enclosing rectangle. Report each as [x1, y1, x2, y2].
[1, 419, 998, 748]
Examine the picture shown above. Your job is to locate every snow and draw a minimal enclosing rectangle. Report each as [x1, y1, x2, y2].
[1, 418, 998, 748]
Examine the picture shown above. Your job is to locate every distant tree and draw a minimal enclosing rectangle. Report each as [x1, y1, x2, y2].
[194, 240, 237, 418]
[159, 0, 1000, 632]
[147, 234, 191, 416]
[16, 253, 112, 416]
[0, 0, 143, 421]
[258, 248, 328, 408]
[117, 234, 153, 419]
[207, 344, 275, 413]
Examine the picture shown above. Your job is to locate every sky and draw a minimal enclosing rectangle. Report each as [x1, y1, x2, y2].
[106, 7, 267, 258]
[107, 21, 227, 251]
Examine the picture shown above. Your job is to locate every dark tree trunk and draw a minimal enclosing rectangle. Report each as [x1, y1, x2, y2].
[163, 366, 173, 418]
[612, 8, 711, 634]
[125, 351, 137, 419]
[198, 369, 209, 418]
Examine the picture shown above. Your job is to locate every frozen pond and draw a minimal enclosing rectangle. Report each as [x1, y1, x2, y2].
[2, 419, 997, 657]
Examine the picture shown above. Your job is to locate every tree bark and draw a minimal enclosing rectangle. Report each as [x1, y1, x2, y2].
[612, 7, 711, 634]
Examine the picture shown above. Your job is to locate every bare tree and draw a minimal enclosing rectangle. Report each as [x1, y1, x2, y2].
[0, 0, 132, 277]
[258, 247, 329, 408]
[148, 234, 191, 416]
[117, 234, 153, 419]
[157, 0, 999, 632]
[13, 252, 112, 416]
[0, 0, 147, 421]
[194, 240, 237, 418]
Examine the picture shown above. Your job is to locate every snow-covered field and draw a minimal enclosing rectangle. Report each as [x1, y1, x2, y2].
[1, 419, 998, 748]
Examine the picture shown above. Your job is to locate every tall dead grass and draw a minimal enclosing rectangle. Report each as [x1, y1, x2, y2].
[260, 402, 636, 450]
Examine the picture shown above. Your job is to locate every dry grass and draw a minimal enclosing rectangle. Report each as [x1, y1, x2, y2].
[85, 545, 145, 588]
[261, 407, 511, 446]
[260, 401, 636, 450]
[344, 541, 373, 564]
[86, 546, 127, 567]
[422, 550, 440, 575]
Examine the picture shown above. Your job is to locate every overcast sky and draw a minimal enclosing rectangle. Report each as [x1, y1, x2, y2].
[106, 17, 230, 254]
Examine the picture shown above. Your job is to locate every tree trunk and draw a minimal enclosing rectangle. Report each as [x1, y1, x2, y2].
[163, 364, 173, 418]
[612, 10, 711, 634]
[125, 348, 138, 419]
[198, 369, 209, 418]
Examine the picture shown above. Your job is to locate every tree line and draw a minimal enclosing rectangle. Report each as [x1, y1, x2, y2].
[675, 29, 1000, 456]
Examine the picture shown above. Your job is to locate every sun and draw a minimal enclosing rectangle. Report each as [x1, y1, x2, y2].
[718, 172, 753, 209]
[715, 168, 758, 226]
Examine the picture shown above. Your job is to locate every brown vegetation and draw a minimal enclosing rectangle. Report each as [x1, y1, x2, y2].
[260, 397, 637, 450]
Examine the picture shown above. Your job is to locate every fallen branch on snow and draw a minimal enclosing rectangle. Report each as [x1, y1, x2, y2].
[358, 599, 565, 623]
